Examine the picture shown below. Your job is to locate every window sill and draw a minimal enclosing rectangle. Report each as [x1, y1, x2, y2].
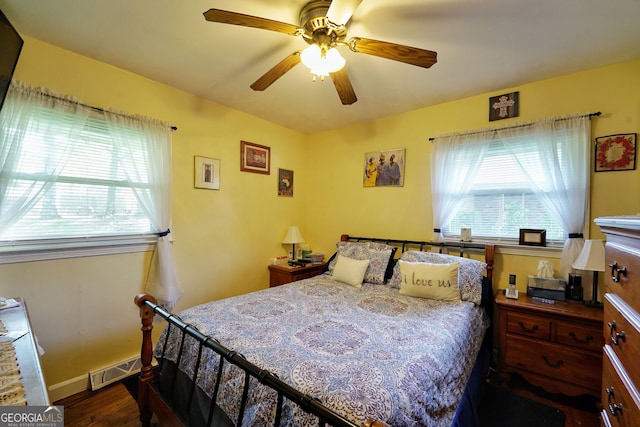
[444, 238, 564, 258]
[495, 243, 563, 258]
[0, 235, 160, 264]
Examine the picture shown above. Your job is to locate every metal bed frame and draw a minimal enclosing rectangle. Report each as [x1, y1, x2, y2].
[134, 234, 495, 427]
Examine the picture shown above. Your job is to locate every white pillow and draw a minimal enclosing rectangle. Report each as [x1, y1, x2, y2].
[332, 255, 370, 288]
[398, 261, 461, 302]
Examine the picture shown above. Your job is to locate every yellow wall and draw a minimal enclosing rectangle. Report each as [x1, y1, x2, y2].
[304, 59, 640, 296]
[1, 37, 309, 398]
[1, 35, 638, 400]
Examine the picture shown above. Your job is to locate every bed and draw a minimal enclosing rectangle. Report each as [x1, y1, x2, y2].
[135, 234, 495, 426]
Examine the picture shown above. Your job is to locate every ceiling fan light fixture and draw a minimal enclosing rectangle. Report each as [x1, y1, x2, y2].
[300, 44, 321, 68]
[205, 3, 437, 105]
[300, 44, 345, 77]
[325, 47, 346, 71]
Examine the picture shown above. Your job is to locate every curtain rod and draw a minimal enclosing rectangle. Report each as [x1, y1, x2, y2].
[428, 111, 601, 142]
[23, 86, 177, 131]
[91, 104, 178, 131]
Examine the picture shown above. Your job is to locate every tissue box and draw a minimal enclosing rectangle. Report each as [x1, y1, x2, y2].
[526, 275, 567, 300]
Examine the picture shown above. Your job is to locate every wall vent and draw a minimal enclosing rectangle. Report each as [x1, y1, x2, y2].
[89, 356, 143, 391]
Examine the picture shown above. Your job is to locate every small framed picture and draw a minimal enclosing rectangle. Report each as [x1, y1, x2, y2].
[594, 133, 636, 172]
[241, 140, 270, 174]
[519, 229, 546, 247]
[278, 168, 294, 197]
[194, 156, 220, 190]
[489, 91, 519, 121]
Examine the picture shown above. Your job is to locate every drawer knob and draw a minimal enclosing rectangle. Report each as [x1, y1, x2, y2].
[609, 261, 627, 283]
[541, 355, 563, 368]
[517, 321, 539, 334]
[606, 387, 624, 416]
[568, 331, 593, 344]
[608, 320, 626, 346]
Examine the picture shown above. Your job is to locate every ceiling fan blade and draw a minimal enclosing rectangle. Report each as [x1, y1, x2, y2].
[250, 51, 302, 91]
[203, 9, 300, 35]
[326, 0, 363, 25]
[348, 37, 437, 69]
[330, 68, 357, 105]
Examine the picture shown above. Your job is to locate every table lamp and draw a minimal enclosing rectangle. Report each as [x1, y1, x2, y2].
[283, 226, 305, 260]
[572, 240, 605, 308]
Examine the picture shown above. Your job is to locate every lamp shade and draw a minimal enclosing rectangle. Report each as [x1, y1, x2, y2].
[572, 240, 605, 272]
[282, 226, 305, 244]
[300, 44, 321, 69]
[300, 45, 345, 76]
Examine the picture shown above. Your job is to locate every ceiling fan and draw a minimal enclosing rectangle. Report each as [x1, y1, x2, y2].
[203, 0, 437, 105]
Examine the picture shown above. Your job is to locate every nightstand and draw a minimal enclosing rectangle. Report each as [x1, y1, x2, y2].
[495, 292, 603, 399]
[268, 262, 327, 287]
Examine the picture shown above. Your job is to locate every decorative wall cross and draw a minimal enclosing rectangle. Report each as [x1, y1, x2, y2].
[489, 91, 519, 121]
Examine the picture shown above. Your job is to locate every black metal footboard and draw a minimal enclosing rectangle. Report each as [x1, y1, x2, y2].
[135, 293, 388, 427]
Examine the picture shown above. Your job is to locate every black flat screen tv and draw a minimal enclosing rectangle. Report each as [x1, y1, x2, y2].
[0, 9, 23, 113]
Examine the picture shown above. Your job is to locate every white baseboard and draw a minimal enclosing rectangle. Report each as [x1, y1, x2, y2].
[48, 374, 90, 403]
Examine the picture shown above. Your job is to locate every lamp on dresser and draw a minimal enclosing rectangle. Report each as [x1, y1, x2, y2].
[572, 239, 605, 308]
[282, 226, 305, 260]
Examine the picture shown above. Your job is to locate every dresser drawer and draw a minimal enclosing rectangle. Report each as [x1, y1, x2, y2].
[506, 311, 551, 340]
[606, 242, 640, 310]
[601, 345, 640, 427]
[604, 293, 640, 388]
[504, 335, 601, 392]
[556, 319, 604, 351]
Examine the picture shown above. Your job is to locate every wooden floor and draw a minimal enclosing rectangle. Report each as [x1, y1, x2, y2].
[54, 382, 143, 427]
[54, 379, 600, 427]
[499, 382, 600, 427]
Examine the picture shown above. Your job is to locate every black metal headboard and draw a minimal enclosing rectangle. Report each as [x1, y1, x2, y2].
[339, 234, 495, 287]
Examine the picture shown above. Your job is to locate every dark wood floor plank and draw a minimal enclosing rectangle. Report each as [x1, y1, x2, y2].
[55, 383, 140, 427]
[54, 378, 599, 427]
[503, 383, 600, 427]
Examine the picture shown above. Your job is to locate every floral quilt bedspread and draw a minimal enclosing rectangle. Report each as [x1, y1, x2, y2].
[154, 273, 489, 426]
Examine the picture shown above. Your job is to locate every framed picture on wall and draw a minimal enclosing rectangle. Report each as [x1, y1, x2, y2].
[594, 133, 636, 172]
[241, 140, 271, 174]
[489, 91, 519, 121]
[363, 148, 405, 187]
[194, 156, 220, 190]
[278, 168, 294, 197]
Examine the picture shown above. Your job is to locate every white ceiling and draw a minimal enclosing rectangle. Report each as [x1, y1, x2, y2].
[1, 0, 640, 134]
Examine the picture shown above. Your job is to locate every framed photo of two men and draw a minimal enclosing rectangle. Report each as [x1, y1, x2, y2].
[363, 148, 405, 187]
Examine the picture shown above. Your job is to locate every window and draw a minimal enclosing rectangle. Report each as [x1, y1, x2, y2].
[446, 140, 567, 242]
[431, 115, 591, 247]
[2, 113, 154, 241]
[0, 83, 172, 260]
[0, 82, 182, 307]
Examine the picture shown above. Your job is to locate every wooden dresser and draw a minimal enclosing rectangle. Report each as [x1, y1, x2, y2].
[595, 216, 640, 427]
[495, 292, 603, 399]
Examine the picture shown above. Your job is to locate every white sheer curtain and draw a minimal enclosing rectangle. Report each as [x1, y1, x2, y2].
[0, 81, 91, 230]
[430, 132, 491, 242]
[496, 115, 591, 278]
[0, 80, 183, 310]
[104, 111, 183, 311]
